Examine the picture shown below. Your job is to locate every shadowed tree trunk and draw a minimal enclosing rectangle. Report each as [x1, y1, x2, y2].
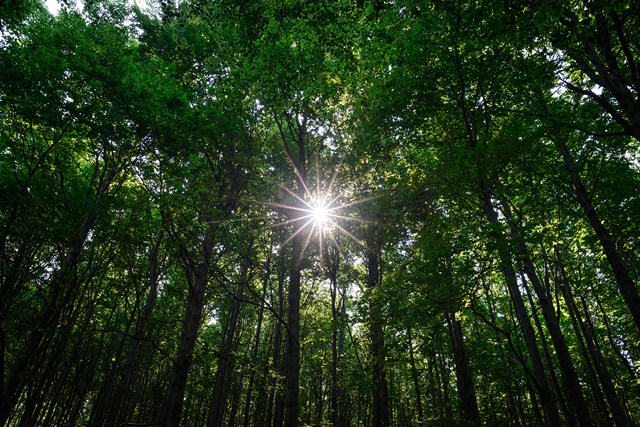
[552, 134, 640, 334]
[156, 230, 215, 427]
[407, 327, 424, 425]
[100, 230, 165, 427]
[501, 200, 592, 426]
[479, 185, 561, 427]
[446, 311, 479, 423]
[242, 247, 271, 427]
[366, 235, 391, 427]
[207, 242, 252, 427]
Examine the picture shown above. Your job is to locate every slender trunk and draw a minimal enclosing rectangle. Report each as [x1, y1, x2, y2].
[554, 136, 640, 333]
[446, 311, 480, 423]
[580, 295, 631, 427]
[483, 283, 519, 426]
[329, 248, 341, 427]
[407, 327, 424, 425]
[0, 212, 96, 426]
[501, 201, 593, 426]
[553, 248, 612, 426]
[438, 344, 452, 419]
[555, 247, 630, 427]
[284, 216, 302, 427]
[103, 230, 164, 426]
[427, 353, 439, 418]
[207, 253, 251, 427]
[270, 253, 286, 427]
[283, 117, 307, 427]
[593, 292, 637, 380]
[242, 253, 270, 427]
[367, 238, 391, 427]
[478, 186, 561, 426]
[156, 235, 213, 427]
[521, 273, 571, 423]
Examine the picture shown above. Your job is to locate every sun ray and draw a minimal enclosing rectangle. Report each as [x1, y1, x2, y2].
[298, 222, 317, 266]
[326, 161, 342, 196]
[206, 215, 274, 225]
[267, 214, 316, 229]
[278, 184, 315, 210]
[327, 213, 378, 225]
[318, 226, 324, 267]
[254, 199, 315, 213]
[331, 222, 372, 252]
[280, 216, 316, 247]
[278, 133, 315, 203]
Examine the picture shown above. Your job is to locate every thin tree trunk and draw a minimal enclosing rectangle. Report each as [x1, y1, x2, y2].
[282, 115, 307, 427]
[438, 343, 452, 420]
[446, 311, 480, 423]
[242, 251, 271, 427]
[156, 234, 213, 427]
[0, 211, 97, 426]
[103, 230, 164, 427]
[407, 327, 424, 425]
[367, 237, 391, 427]
[555, 247, 630, 427]
[553, 136, 640, 334]
[270, 251, 287, 427]
[329, 247, 342, 427]
[478, 186, 561, 426]
[207, 248, 251, 427]
[521, 273, 571, 424]
[552, 247, 612, 426]
[501, 200, 593, 426]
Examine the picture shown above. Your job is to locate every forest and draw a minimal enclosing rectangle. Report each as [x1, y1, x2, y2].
[0, 0, 639, 426]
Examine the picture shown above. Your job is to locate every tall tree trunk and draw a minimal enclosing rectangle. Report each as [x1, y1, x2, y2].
[446, 311, 480, 423]
[407, 327, 424, 425]
[0, 211, 97, 426]
[478, 186, 561, 426]
[281, 115, 307, 427]
[552, 247, 612, 427]
[329, 247, 342, 427]
[367, 237, 391, 427]
[207, 248, 251, 427]
[521, 273, 572, 424]
[501, 200, 593, 426]
[553, 136, 640, 334]
[242, 249, 271, 427]
[284, 227, 302, 427]
[156, 234, 213, 427]
[103, 230, 164, 427]
[270, 251, 287, 427]
[555, 246, 630, 427]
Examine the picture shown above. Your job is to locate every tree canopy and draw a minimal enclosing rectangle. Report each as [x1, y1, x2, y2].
[1, 0, 639, 426]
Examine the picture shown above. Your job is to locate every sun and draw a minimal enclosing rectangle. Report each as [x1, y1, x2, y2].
[251, 159, 381, 260]
[309, 198, 331, 227]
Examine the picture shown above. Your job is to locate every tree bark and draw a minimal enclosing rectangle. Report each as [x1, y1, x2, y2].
[501, 201, 592, 426]
[242, 250, 271, 427]
[478, 186, 561, 427]
[101, 230, 164, 427]
[407, 327, 424, 425]
[281, 114, 308, 427]
[366, 237, 391, 427]
[156, 234, 213, 427]
[446, 311, 480, 423]
[207, 248, 251, 427]
[553, 136, 640, 334]
[0, 211, 97, 426]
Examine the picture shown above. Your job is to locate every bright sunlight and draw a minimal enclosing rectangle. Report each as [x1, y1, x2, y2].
[309, 198, 331, 228]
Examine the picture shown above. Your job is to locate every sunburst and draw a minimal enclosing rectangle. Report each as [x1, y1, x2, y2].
[261, 161, 383, 268]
